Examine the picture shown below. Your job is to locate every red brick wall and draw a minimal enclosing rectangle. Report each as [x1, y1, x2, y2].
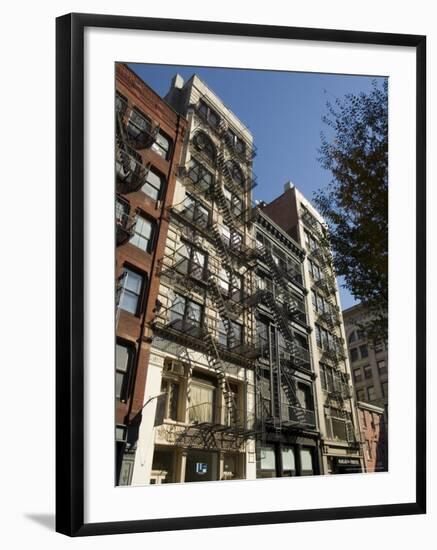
[358, 406, 388, 472]
[115, 63, 187, 427]
[261, 187, 300, 243]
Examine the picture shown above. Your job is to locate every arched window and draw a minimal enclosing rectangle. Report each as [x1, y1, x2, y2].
[226, 160, 245, 186]
[193, 131, 216, 163]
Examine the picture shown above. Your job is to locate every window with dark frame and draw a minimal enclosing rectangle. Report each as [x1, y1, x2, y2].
[364, 364, 373, 380]
[129, 214, 155, 253]
[119, 267, 145, 315]
[152, 130, 172, 159]
[141, 168, 164, 201]
[115, 342, 133, 401]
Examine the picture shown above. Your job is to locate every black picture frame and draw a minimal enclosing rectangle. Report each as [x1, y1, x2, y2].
[56, 12, 426, 537]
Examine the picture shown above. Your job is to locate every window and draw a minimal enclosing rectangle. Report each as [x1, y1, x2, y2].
[160, 378, 180, 421]
[142, 169, 164, 200]
[319, 363, 327, 390]
[374, 340, 384, 353]
[170, 294, 203, 330]
[296, 383, 312, 410]
[225, 161, 245, 186]
[188, 157, 214, 191]
[281, 447, 296, 476]
[226, 129, 247, 156]
[189, 374, 216, 423]
[359, 344, 369, 358]
[300, 448, 314, 476]
[378, 360, 387, 376]
[127, 108, 152, 141]
[193, 131, 216, 163]
[130, 215, 154, 252]
[348, 331, 357, 344]
[176, 242, 207, 280]
[353, 368, 362, 383]
[221, 224, 242, 250]
[223, 186, 243, 217]
[115, 92, 128, 116]
[382, 381, 389, 397]
[325, 407, 352, 441]
[356, 388, 366, 401]
[116, 196, 130, 226]
[367, 386, 376, 401]
[119, 268, 144, 315]
[182, 194, 210, 228]
[152, 131, 171, 159]
[218, 319, 243, 349]
[364, 365, 373, 380]
[116, 342, 132, 401]
[309, 259, 321, 281]
[259, 445, 276, 478]
[350, 348, 359, 362]
[198, 99, 220, 128]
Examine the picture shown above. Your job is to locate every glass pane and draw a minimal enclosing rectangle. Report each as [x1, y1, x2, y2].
[120, 290, 138, 314]
[300, 449, 314, 474]
[260, 445, 276, 470]
[170, 295, 185, 320]
[124, 269, 143, 294]
[282, 447, 296, 471]
[115, 371, 124, 399]
[116, 344, 129, 372]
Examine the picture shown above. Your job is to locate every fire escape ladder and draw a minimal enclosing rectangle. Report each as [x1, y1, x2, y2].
[280, 367, 308, 425]
[204, 333, 240, 429]
[210, 225, 235, 273]
[213, 181, 237, 229]
[207, 275, 238, 349]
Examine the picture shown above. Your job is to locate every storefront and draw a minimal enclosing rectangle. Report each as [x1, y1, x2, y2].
[257, 439, 320, 478]
[329, 456, 362, 474]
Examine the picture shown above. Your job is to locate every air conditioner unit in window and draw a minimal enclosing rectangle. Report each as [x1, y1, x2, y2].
[164, 360, 185, 376]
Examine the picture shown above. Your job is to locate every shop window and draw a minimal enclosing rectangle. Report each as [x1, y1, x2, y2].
[281, 447, 296, 476]
[300, 448, 314, 476]
[259, 444, 276, 478]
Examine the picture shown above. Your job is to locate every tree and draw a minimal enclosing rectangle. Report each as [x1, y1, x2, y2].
[315, 80, 388, 341]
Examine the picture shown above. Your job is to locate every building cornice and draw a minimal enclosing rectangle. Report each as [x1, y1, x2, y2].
[254, 209, 305, 260]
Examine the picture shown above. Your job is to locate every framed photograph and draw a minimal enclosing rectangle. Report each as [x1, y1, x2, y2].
[56, 13, 426, 536]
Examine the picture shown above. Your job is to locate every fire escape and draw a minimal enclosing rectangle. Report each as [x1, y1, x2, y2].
[115, 96, 157, 245]
[151, 104, 260, 449]
[300, 207, 357, 444]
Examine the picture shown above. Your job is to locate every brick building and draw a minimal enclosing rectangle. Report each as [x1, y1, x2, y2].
[357, 402, 388, 472]
[115, 63, 187, 485]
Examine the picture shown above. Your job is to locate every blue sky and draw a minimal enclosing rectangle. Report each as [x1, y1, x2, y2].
[128, 63, 386, 310]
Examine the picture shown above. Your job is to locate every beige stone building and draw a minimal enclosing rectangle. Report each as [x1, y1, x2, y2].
[343, 303, 388, 423]
[130, 75, 259, 484]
